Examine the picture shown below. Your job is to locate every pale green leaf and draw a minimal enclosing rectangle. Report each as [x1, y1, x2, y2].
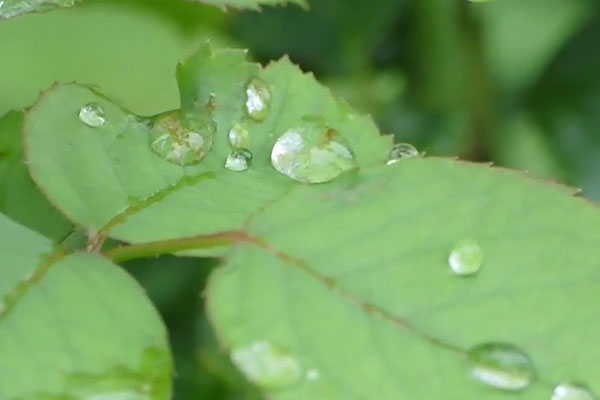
[24, 45, 390, 251]
[207, 158, 599, 399]
[0, 213, 172, 399]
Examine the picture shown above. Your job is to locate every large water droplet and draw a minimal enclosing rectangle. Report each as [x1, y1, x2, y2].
[79, 102, 106, 128]
[231, 341, 302, 391]
[228, 122, 250, 148]
[149, 109, 214, 166]
[245, 78, 271, 122]
[448, 239, 483, 276]
[468, 343, 535, 391]
[271, 120, 356, 183]
[225, 148, 253, 172]
[387, 143, 419, 165]
[552, 383, 595, 400]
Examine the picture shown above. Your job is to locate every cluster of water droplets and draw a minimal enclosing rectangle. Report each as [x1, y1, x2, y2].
[223, 78, 274, 172]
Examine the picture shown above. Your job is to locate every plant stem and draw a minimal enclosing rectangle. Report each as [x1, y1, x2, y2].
[102, 231, 252, 263]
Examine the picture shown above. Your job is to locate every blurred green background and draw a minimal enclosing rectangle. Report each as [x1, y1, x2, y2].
[1, 0, 599, 397]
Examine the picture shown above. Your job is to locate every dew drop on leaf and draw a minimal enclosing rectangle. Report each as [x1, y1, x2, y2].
[387, 143, 419, 165]
[306, 369, 321, 381]
[271, 119, 356, 184]
[79, 102, 106, 128]
[245, 78, 272, 122]
[228, 122, 250, 148]
[148, 109, 214, 166]
[468, 343, 535, 391]
[448, 239, 483, 276]
[225, 148, 253, 172]
[230, 341, 303, 391]
[552, 383, 595, 400]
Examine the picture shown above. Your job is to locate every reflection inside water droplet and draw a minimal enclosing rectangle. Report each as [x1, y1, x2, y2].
[225, 148, 253, 172]
[79, 102, 106, 128]
[448, 239, 483, 276]
[229, 122, 250, 148]
[231, 341, 302, 391]
[552, 383, 595, 400]
[387, 143, 419, 165]
[245, 78, 271, 122]
[271, 119, 356, 184]
[468, 343, 535, 391]
[149, 109, 214, 166]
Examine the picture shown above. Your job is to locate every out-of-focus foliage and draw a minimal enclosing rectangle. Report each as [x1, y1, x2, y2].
[2, 0, 600, 398]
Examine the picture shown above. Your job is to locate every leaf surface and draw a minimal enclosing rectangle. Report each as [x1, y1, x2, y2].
[24, 46, 390, 250]
[0, 213, 172, 399]
[207, 159, 600, 399]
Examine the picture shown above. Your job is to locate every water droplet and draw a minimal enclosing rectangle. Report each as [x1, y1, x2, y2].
[552, 383, 595, 400]
[468, 343, 535, 391]
[149, 109, 214, 166]
[228, 122, 250, 148]
[225, 148, 253, 172]
[79, 103, 106, 128]
[271, 120, 356, 184]
[245, 78, 271, 122]
[387, 143, 419, 165]
[306, 369, 320, 381]
[448, 239, 483, 276]
[231, 341, 302, 391]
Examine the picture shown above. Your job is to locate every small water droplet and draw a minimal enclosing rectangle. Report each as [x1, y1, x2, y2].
[245, 78, 271, 122]
[448, 239, 483, 276]
[468, 343, 535, 391]
[306, 369, 320, 381]
[79, 102, 106, 128]
[387, 143, 419, 165]
[231, 341, 302, 391]
[149, 109, 214, 166]
[271, 120, 356, 184]
[225, 148, 253, 172]
[228, 122, 250, 148]
[552, 383, 595, 400]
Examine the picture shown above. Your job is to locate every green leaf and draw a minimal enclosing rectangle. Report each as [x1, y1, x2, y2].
[24, 45, 390, 251]
[0, 0, 80, 20]
[0, 111, 72, 241]
[0, 0, 304, 20]
[0, 213, 172, 398]
[207, 158, 599, 399]
[0, 0, 232, 116]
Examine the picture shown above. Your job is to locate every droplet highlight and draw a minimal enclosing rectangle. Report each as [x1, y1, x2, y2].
[245, 78, 271, 122]
[149, 109, 214, 166]
[552, 383, 595, 400]
[228, 122, 250, 148]
[448, 239, 483, 276]
[225, 148, 253, 172]
[231, 341, 302, 391]
[468, 343, 535, 391]
[387, 143, 419, 165]
[79, 102, 106, 128]
[271, 120, 356, 184]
